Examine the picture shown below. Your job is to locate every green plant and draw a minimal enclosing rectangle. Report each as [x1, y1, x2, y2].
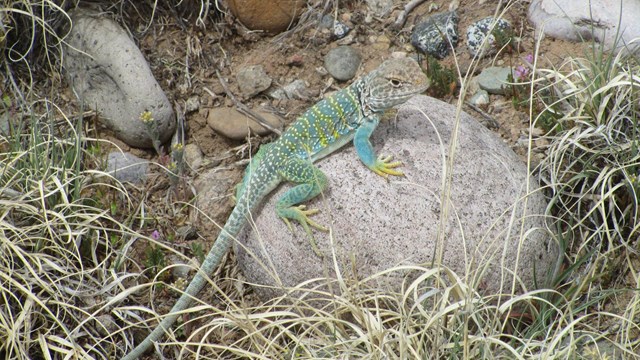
[424, 55, 457, 98]
[191, 241, 205, 264]
[145, 244, 166, 277]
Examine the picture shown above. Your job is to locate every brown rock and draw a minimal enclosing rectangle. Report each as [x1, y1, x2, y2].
[207, 107, 283, 140]
[226, 0, 305, 33]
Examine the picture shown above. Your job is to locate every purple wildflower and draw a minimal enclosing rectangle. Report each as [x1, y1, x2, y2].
[524, 53, 534, 64]
[514, 65, 530, 81]
[151, 230, 161, 240]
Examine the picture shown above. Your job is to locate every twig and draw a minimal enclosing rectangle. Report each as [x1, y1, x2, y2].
[213, 69, 282, 136]
[464, 102, 500, 129]
[392, 0, 427, 30]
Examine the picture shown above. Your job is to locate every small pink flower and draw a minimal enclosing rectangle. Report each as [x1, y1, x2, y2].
[151, 230, 161, 240]
[514, 65, 530, 81]
[524, 53, 534, 64]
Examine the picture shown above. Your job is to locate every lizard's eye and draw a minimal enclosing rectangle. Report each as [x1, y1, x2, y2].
[390, 78, 403, 87]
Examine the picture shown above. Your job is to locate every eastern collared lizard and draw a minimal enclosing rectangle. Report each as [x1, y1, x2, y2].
[122, 57, 430, 359]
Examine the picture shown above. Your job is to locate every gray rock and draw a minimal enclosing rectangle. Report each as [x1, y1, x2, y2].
[0, 111, 10, 136]
[268, 79, 310, 100]
[106, 152, 148, 184]
[185, 96, 200, 113]
[195, 168, 239, 224]
[63, 9, 175, 149]
[466, 17, 512, 58]
[168, 255, 193, 279]
[92, 314, 118, 337]
[236, 95, 558, 301]
[236, 65, 272, 98]
[411, 11, 459, 59]
[324, 46, 362, 81]
[528, 0, 640, 54]
[183, 143, 204, 171]
[365, 0, 394, 16]
[207, 107, 283, 140]
[469, 89, 490, 106]
[476, 66, 514, 95]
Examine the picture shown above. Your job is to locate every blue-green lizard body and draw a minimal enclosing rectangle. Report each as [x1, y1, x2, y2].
[123, 57, 429, 359]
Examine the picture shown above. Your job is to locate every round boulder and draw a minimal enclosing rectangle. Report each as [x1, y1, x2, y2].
[63, 9, 175, 148]
[236, 95, 558, 300]
[323, 46, 362, 81]
[226, 0, 305, 33]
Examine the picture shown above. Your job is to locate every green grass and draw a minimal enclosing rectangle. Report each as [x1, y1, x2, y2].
[0, 101, 148, 359]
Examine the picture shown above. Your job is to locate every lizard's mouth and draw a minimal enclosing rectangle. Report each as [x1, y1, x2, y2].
[369, 84, 430, 111]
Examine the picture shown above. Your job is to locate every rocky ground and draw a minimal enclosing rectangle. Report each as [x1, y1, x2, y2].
[132, 0, 587, 247]
[54, 0, 633, 331]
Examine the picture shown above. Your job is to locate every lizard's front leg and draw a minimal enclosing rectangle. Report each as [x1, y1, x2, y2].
[354, 116, 404, 178]
[276, 157, 329, 256]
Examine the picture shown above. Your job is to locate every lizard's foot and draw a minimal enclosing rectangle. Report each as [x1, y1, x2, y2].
[277, 204, 328, 257]
[279, 204, 329, 232]
[371, 154, 404, 178]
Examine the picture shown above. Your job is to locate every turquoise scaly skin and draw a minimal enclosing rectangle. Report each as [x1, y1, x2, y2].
[122, 57, 429, 359]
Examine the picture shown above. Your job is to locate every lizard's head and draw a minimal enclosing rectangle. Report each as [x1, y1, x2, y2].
[362, 57, 430, 114]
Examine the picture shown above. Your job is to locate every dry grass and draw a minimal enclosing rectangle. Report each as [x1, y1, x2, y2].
[1, 0, 639, 359]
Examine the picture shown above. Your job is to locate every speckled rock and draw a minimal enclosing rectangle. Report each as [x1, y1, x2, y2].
[411, 11, 459, 59]
[207, 107, 283, 140]
[466, 17, 512, 58]
[320, 14, 351, 39]
[226, 0, 305, 33]
[324, 46, 362, 81]
[63, 9, 175, 148]
[236, 95, 557, 301]
[528, 0, 640, 54]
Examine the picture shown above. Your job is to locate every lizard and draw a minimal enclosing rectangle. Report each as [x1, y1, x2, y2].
[122, 56, 430, 359]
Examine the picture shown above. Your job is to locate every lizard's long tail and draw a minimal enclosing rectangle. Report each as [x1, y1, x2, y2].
[122, 199, 251, 360]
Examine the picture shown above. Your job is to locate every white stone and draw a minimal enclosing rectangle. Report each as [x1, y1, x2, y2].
[528, 0, 640, 54]
[469, 89, 490, 106]
[64, 9, 175, 148]
[235, 95, 558, 301]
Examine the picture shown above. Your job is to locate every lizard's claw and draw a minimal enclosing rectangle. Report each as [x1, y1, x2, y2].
[292, 205, 329, 232]
[371, 154, 404, 178]
[277, 204, 329, 257]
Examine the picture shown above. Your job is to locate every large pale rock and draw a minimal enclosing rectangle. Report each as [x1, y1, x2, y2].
[236, 95, 558, 300]
[226, 0, 305, 33]
[64, 9, 175, 148]
[528, 0, 640, 54]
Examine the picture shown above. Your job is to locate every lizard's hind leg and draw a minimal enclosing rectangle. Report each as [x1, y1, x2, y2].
[276, 157, 329, 256]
